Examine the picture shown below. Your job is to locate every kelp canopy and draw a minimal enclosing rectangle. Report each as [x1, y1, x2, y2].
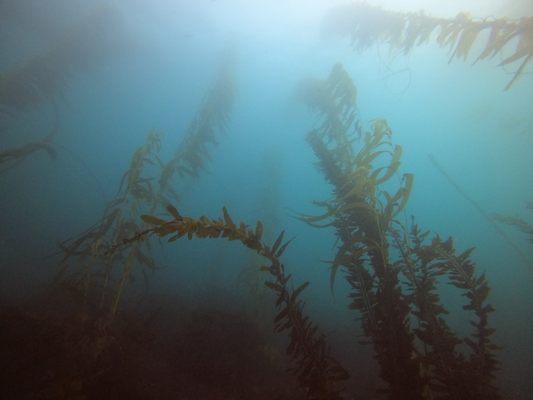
[323, 2, 533, 90]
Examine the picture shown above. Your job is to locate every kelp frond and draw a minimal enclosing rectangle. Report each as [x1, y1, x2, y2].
[435, 243, 501, 399]
[158, 50, 237, 202]
[116, 205, 349, 399]
[298, 63, 501, 399]
[323, 2, 533, 90]
[299, 64, 422, 399]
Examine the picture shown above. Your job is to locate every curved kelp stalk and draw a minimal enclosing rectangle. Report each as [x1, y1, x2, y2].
[297, 64, 500, 399]
[158, 50, 237, 204]
[112, 205, 349, 400]
[0, 5, 125, 123]
[323, 2, 533, 90]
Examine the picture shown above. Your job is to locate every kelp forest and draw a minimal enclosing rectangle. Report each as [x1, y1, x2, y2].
[1, 1, 531, 399]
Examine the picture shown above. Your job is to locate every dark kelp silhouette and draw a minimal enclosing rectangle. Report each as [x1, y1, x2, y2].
[323, 2, 533, 90]
[297, 63, 500, 399]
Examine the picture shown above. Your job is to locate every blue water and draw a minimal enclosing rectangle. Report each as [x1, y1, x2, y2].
[1, 1, 532, 398]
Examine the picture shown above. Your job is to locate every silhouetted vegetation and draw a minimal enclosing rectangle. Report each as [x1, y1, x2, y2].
[2, 2, 525, 396]
[323, 2, 533, 90]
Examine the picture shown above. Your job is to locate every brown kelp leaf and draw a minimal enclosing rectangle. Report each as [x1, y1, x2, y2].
[271, 230, 285, 254]
[255, 220, 264, 241]
[276, 237, 295, 257]
[141, 215, 167, 226]
[222, 206, 235, 228]
[166, 204, 181, 220]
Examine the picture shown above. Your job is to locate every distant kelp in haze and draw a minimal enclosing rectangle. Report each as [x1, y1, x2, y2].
[57, 131, 163, 316]
[0, 110, 58, 174]
[322, 2, 533, 90]
[494, 205, 533, 245]
[56, 51, 237, 315]
[428, 154, 532, 268]
[158, 49, 237, 204]
[0, 5, 128, 124]
[297, 63, 500, 399]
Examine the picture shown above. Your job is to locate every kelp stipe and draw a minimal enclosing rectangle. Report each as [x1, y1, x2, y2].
[322, 2, 533, 90]
[118, 205, 349, 399]
[298, 63, 500, 399]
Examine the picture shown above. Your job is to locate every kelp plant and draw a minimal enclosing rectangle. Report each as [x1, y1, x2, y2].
[322, 2, 533, 90]
[297, 63, 500, 399]
[118, 205, 349, 399]
[57, 51, 237, 315]
[57, 131, 162, 316]
[158, 49, 236, 204]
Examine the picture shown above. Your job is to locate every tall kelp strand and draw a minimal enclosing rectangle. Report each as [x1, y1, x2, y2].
[119, 205, 349, 399]
[158, 49, 237, 204]
[297, 64, 500, 399]
[322, 2, 533, 90]
[57, 132, 162, 316]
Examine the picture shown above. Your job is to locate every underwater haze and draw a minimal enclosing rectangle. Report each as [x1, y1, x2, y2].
[1, 0, 532, 399]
